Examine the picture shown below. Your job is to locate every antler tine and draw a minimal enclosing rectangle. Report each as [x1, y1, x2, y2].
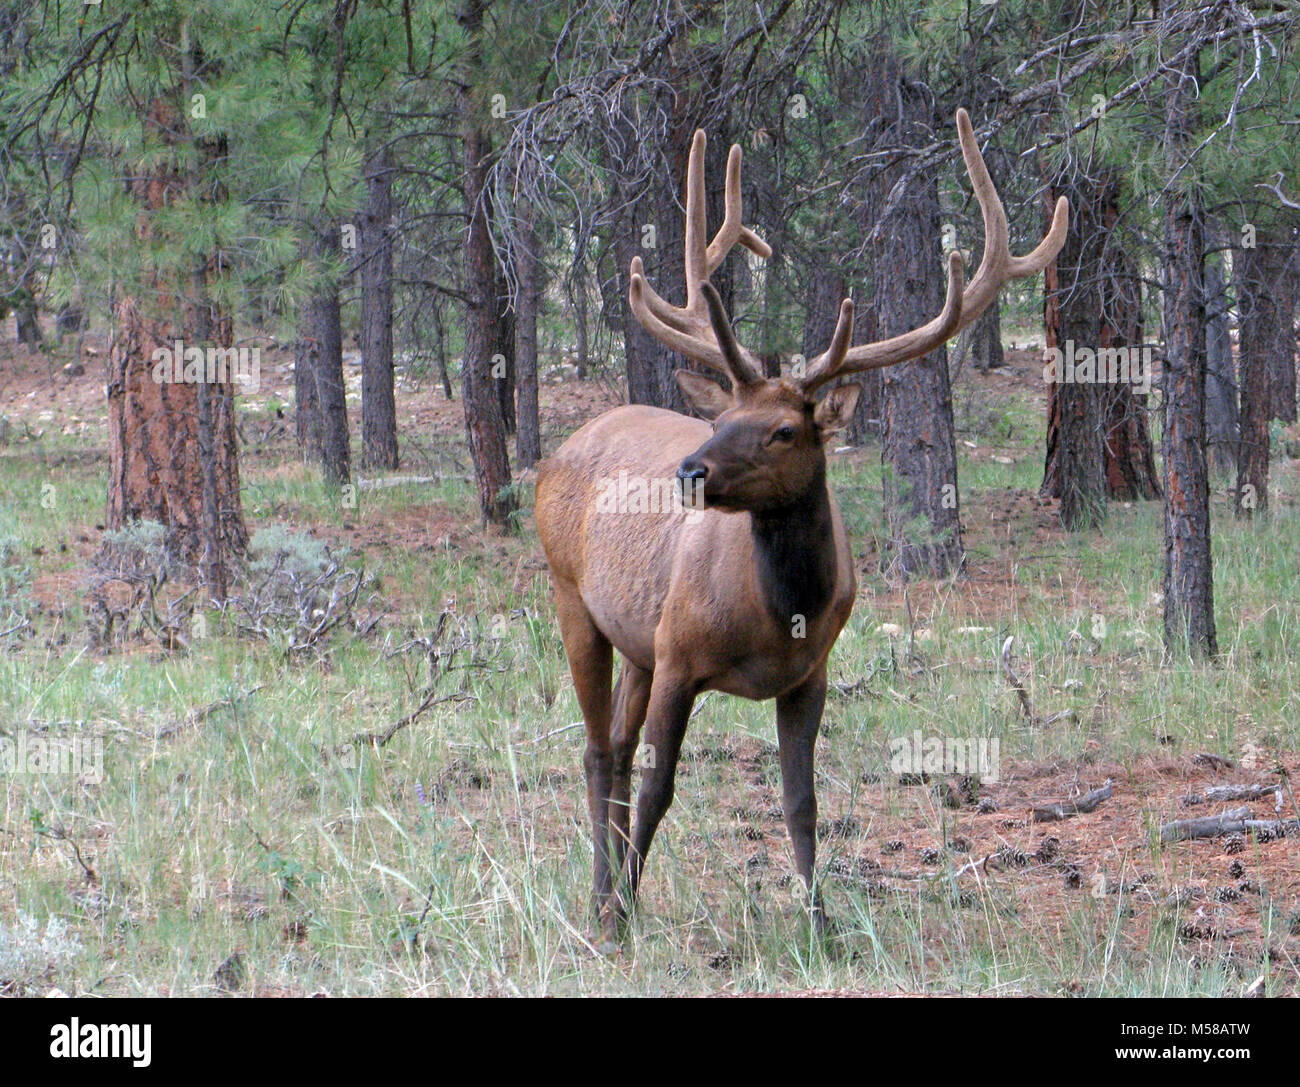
[683, 130, 710, 307]
[801, 252, 965, 390]
[816, 299, 856, 377]
[707, 145, 773, 270]
[701, 282, 752, 380]
[956, 108, 1069, 319]
[800, 108, 1069, 393]
[628, 129, 768, 387]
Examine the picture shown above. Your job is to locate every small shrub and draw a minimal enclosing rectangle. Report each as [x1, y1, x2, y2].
[0, 912, 82, 996]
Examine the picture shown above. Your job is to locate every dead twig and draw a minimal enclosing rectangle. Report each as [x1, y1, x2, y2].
[155, 685, 265, 741]
[1000, 635, 1034, 721]
[337, 688, 475, 753]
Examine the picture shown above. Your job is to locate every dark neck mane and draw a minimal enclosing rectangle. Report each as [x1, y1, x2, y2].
[749, 467, 837, 628]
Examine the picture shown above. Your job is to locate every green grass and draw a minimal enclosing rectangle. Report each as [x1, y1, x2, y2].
[1, 370, 1298, 996]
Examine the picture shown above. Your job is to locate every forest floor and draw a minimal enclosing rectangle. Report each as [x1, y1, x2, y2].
[2, 330, 1299, 996]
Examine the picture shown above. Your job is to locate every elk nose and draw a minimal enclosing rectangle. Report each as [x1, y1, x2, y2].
[676, 460, 708, 483]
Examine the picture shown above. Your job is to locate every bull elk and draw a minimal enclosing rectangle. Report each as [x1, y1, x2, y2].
[536, 110, 1068, 949]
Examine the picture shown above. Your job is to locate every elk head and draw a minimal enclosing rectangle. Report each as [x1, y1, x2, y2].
[628, 109, 1069, 514]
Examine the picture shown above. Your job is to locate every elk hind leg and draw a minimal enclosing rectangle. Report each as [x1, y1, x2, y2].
[553, 584, 616, 940]
[607, 659, 652, 934]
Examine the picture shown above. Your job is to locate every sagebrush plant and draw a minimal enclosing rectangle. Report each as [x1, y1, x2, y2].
[97, 519, 173, 580]
[249, 524, 340, 580]
[0, 912, 82, 996]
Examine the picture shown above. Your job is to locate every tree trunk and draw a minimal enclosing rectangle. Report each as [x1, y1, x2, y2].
[13, 296, 40, 346]
[493, 255, 517, 435]
[1234, 241, 1286, 517]
[1204, 253, 1237, 477]
[515, 185, 542, 469]
[1160, 50, 1216, 657]
[296, 222, 351, 486]
[458, 0, 515, 528]
[1040, 176, 1107, 530]
[874, 78, 963, 579]
[1042, 175, 1157, 505]
[1269, 236, 1298, 423]
[1098, 208, 1159, 501]
[294, 312, 321, 454]
[360, 142, 399, 471]
[106, 98, 247, 574]
[430, 298, 453, 400]
[970, 305, 1004, 372]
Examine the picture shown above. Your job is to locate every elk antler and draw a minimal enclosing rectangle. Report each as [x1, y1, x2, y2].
[628, 130, 772, 386]
[801, 108, 1070, 392]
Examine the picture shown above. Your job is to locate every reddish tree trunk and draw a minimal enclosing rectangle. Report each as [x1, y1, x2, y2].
[106, 98, 247, 577]
[1042, 176, 1157, 507]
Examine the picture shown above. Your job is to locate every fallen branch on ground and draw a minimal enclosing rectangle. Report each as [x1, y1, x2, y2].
[336, 688, 475, 753]
[1159, 808, 1300, 844]
[1192, 752, 1235, 772]
[1183, 783, 1282, 806]
[1031, 779, 1113, 822]
[156, 685, 265, 741]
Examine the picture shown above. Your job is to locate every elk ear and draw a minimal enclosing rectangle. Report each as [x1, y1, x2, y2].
[814, 382, 861, 434]
[675, 370, 731, 420]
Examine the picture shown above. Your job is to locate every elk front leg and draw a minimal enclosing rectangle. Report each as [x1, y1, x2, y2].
[776, 665, 827, 927]
[621, 668, 698, 928]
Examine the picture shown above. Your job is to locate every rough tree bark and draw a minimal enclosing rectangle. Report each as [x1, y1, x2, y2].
[458, 0, 515, 528]
[1040, 175, 1107, 529]
[1097, 244, 1159, 502]
[1269, 235, 1298, 423]
[1160, 49, 1216, 656]
[360, 142, 399, 471]
[873, 77, 963, 578]
[1234, 241, 1288, 517]
[969, 297, 1004, 371]
[106, 99, 247, 575]
[569, 253, 590, 380]
[1041, 171, 1158, 511]
[296, 221, 351, 486]
[1204, 253, 1237, 476]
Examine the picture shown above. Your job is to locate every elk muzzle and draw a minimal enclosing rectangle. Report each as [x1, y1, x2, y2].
[676, 459, 709, 511]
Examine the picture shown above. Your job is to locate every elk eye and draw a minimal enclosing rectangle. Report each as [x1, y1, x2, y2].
[772, 425, 796, 443]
